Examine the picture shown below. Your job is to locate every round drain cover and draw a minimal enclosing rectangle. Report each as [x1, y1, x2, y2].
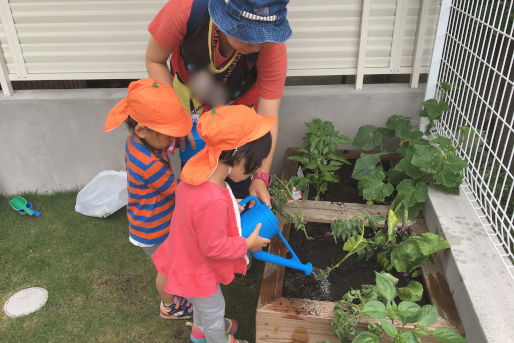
[4, 287, 48, 317]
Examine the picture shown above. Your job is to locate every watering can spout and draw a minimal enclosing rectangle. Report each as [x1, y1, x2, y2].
[239, 196, 312, 276]
[252, 250, 312, 276]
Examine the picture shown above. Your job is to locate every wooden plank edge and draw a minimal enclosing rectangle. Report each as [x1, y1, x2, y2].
[257, 216, 291, 308]
[413, 219, 465, 335]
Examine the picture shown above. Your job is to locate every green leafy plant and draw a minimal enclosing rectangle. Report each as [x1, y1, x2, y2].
[351, 86, 468, 227]
[321, 211, 450, 278]
[269, 176, 310, 239]
[289, 119, 352, 200]
[331, 272, 467, 343]
[319, 213, 385, 278]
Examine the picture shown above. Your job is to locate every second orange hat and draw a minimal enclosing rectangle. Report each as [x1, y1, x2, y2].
[104, 78, 192, 137]
[181, 105, 276, 185]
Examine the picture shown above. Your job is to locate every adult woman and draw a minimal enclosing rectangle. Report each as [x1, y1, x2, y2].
[145, 0, 291, 204]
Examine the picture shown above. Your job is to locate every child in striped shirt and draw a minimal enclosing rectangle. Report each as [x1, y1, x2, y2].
[104, 78, 194, 319]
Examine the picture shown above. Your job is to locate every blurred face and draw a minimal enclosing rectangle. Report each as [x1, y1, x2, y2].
[225, 35, 265, 55]
[135, 124, 175, 150]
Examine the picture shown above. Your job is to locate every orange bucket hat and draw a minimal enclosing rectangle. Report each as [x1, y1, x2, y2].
[181, 105, 276, 185]
[104, 78, 192, 137]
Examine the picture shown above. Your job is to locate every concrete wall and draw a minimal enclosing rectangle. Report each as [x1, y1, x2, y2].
[0, 84, 424, 195]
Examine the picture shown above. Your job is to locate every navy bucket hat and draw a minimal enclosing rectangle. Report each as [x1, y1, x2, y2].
[208, 0, 292, 44]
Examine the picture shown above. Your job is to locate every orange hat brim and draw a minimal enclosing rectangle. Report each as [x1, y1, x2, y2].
[148, 116, 192, 138]
[103, 97, 193, 138]
[180, 146, 222, 186]
[104, 98, 129, 133]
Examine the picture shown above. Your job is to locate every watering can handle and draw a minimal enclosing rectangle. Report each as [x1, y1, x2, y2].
[239, 195, 260, 207]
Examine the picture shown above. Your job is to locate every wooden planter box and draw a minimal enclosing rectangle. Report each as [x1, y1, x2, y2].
[255, 148, 464, 343]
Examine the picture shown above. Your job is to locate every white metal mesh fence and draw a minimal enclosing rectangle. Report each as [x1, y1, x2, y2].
[433, 0, 513, 278]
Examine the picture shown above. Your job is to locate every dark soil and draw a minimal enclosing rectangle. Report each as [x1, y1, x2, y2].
[283, 222, 427, 303]
[322, 160, 364, 203]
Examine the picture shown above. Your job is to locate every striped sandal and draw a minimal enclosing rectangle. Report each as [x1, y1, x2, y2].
[227, 334, 249, 343]
[160, 296, 193, 320]
[190, 318, 238, 343]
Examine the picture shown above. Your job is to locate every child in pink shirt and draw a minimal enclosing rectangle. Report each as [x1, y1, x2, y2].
[152, 105, 274, 343]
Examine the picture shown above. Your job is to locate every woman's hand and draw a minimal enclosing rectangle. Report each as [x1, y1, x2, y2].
[249, 178, 271, 208]
[179, 132, 196, 152]
[246, 223, 270, 253]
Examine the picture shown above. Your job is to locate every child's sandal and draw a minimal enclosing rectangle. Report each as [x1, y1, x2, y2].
[190, 318, 238, 343]
[227, 334, 248, 343]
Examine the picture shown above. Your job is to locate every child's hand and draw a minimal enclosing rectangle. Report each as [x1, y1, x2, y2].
[246, 223, 270, 253]
[236, 199, 245, 213]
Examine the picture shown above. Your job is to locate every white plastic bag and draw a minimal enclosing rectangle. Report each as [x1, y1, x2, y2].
[75, 170, 128, 218]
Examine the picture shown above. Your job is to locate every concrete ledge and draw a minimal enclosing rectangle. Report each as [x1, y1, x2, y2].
[0, 89, 128, 194]
[424, 186, 514, 343]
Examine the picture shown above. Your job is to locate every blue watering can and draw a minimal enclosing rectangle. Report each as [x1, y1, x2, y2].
[180, 120, 206, 163]
[239, 196, 312, 276]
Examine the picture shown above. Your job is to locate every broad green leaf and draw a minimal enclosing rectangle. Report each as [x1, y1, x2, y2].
[343, 236, 359, 252]
[398, 301, 421, 324]
[362, 300, 387, 319]
[409, 129, 424, 140]
[434, 163, 464, 188]
[353, 125, 382, 151]
[380, 319, 398, 338]
[398, 281, 423, 302]
[375, 271, 397, 302]
[422, 99, 448, 120]
[352, 331, 380, 343]
[431, 327, 467, 343]
[377, 127, 396, 138]
[414, 182, 428, 203]
[410, 233, 450, 255]
[446, 153, 468, 173]
[352, 153, 381, 179]
[391, 240, 428, 272]
[360, 170, 393, 202]
[380, 271, 399, 285]
[440, 82, 452, 91]
[399, 331, 417, 343]
[394, 157, 423, 179]
[396, 179, 418, 209]
[377, 251, 390, 269]
[431, 136, 453, 149]
[387, 168, 407, 185]
[411, 144, 443, 170]
[418, 305, 438, 326]
[386, 115, 413, 140]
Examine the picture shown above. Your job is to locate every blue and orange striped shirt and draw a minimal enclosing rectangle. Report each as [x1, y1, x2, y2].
[125, 133, 177, 246]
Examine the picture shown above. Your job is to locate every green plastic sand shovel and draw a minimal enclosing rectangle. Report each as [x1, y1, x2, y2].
[9, 196, 34, 216]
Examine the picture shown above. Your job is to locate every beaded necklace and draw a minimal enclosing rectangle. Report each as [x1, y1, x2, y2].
[210, 24, 241, 83]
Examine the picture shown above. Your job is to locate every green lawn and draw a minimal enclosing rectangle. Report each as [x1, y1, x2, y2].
[0, 191, 263, 343]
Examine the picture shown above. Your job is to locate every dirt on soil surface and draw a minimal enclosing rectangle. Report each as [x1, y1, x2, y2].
[283, 222, 426, 303]
[306, 160, 364, 203]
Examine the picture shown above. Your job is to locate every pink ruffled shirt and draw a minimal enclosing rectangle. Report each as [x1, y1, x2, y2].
[152, 181, 247, 298]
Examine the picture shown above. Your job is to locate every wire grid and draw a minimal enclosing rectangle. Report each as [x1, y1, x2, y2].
[433, 0, 514, 279]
